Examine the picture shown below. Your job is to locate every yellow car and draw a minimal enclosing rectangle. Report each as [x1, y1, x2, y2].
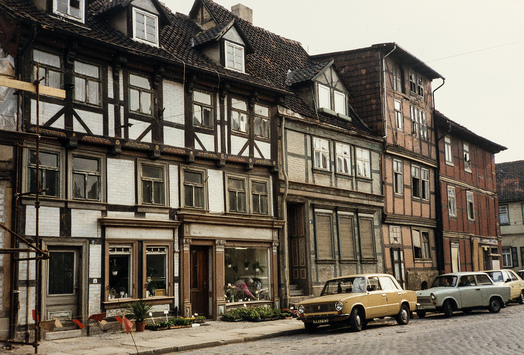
[485, 270, 524, 304]
[296, 274, 417, 333]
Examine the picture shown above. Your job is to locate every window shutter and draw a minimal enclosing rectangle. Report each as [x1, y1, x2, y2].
[511, 247, 518, 267]
[338, 215, 354, 259]
[359, 218, 374, 259]
[316, 214, 333, 259]
[412, 230, 421, 248]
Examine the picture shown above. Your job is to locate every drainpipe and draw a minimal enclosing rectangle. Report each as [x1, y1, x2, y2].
[382, 44, 396, 139]
[280, 114, 289, 307]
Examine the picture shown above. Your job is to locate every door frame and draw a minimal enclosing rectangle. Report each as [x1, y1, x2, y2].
[188, 241, 213, 318]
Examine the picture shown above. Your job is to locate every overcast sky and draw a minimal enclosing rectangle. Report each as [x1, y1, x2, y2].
[164, 0, 524, 163]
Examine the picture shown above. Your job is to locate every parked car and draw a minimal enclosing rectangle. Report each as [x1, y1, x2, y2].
[296, 274, 417, 333]
[416, 272, 511, 318]
[518, 270, 524, 280]
[485, 269, 524, 304]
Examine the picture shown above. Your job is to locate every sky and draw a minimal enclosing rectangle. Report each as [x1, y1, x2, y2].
[163, 0, 524, 163]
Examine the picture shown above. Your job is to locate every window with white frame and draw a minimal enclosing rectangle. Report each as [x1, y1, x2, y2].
[393, 160, 403, 194]
[28, 149, 60, 197]
[193, 90, 213, 128]
[73, 61, 101, 106]
[393, 63, 404, 93]
[411, 106, 427, 140]
[394, 100, 403, 130]
[335, 142, 351, 174]
[409, 70, 424, 97]
[225, 41, 244, 72]
[421, 168, 429, 200]
[108, 246, 133, 299]
[72, 155, 100, 201]
[318, 84, 331, 111]
[146, 246, 167, 297]
[132, 8, 159, 46]
[317, 83, 347, 116]
[251, 180, 269, 215]
[466, 191, 475, 221]
[140, 164, 165, 205]
[32, 49, 62, 89]
[390, 225, 402, 244]
[445, 136, 453, 165]
[499, 205, 509, 225]
[448, 186, 457, 217]
[254, 104, 270, 139]
[356, 147, 371, 178]
[412, 165, 421, 198]
[420, 110, 428, 140]
[313, 137, 330, 170]
[231, 98, 248, 133]
[463, 143, 471, 172]
[54, 0, 84, 22]
[333, 91, 347, 115]
[413, 229, 430, 259]
[502, 247, 512, 268]
[227, 176, 246, 213]
[129, 73, 153, 115]
[183, 169, 205, 208]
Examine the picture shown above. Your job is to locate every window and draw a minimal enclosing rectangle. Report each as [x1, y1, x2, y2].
[421, 168, 429, 200]
[359, 216, 376, 260]
[183, 170, 205, 208]
[254, 104, 270, 139]
[409, 70, 424, 97]
[132, 8, 158, 46]
[225, 41, 244, 72]
[338, 214, 355, 259]
[231, 98, 248, 133]
[413, 229, 430, 259]
[499, 205, 509, 225]
[448, 186, 457, 217]
[390, 225, 401, 244]
[466, 191, 475, 221]
[146, 247, 167, 297]
[394, 100, 403, 130]
[313, 137, 330, 170]
[521, 247, 524, 268]
[502, 247, 512, 268]
[140, 164, 165, 205]
[410, 106, 427, 140]
[317, 83, 347, 116]
[72, 156, 100, 201]
[412, 165, 420, 198]
[251, 180, 269, 215]
[227, 177, 246, 213]
[28, 150, 60, 197]
[318, 84, 331, 110]
[193, 91, 213, 128]
[451, 243, 460, 272]
[463, 143, 471, 172]
[129, 73, 152, 115]
[333, 91, 347, 116]
[32, 49, 62, 89]
[393, 160, 403, 194]
[356, 148, 371, 178]
[48, 250, 75, 295]
[420, 110, 428, 140]
[109, 246, 132, 299]
[335, 143, 351, 174]
[445, 137, 453, 165]
[73, 61, 100, 106]
[316, 213, 333, 259]
[54, 0, 84, 22]
[393, 63, 404, 93]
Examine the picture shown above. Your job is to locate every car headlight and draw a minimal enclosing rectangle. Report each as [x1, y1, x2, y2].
[335, 301, 343, 312]
[430, 293, 436, 300]
[297, 305, 305, 315]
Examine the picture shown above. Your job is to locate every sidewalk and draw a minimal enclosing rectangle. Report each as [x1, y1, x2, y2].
[2, 318, 305, 355]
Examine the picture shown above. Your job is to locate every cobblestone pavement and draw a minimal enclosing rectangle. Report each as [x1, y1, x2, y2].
[180, 304, 524, 355]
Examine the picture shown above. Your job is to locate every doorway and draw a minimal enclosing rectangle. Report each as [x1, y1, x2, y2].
[390, 248, 406, 289]
[288, 204, 308, 293]
[190, 245, 210, 317]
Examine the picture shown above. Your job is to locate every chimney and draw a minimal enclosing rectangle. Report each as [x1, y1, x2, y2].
[231, 4, 253, 24]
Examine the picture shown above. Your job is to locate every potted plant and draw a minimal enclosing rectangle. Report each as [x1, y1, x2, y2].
[252, 261, 264, 274]
[243, 260, 250, 271]
[126, 300, 153, 332]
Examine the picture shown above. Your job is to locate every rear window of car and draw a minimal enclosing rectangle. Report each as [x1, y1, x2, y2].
[379, 276, 399, 291]
[476, 274, 493, 285]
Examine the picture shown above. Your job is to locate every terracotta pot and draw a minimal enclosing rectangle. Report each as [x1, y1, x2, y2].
[135, 320, 146, 332]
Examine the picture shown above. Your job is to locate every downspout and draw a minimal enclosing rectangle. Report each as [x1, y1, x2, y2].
[382, 44, 396, 139]
[280, 114, 289, 307]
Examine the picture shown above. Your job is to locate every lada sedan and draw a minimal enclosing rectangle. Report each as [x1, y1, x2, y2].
[296, 274, 417, 333]
[485, 269, 524, 304]
[416, 272, 511, 318]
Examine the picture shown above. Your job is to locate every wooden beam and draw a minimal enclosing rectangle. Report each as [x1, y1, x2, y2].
[0, 75, 66, 99]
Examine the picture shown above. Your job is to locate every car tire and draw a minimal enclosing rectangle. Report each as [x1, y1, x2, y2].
[416, 310, 426, 318]
[349, 307, 363, 332]
[518, 293, 524, 305]
[396, 304, 410, 325]
[442, 300, 454, 318]
[304, 323, 318, 334]
[488, 297, 502, 313]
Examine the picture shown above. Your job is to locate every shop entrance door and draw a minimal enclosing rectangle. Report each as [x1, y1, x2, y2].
[190, 246, 209, 317]
[288, 204, 308, 293]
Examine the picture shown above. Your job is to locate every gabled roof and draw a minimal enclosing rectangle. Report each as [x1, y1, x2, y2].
[496, 160, 524, 203]
[95, 0, 172, 26]
[191, 19, 253, 53]
[285, 61, 333, 86]
[434, 110, 506, 154]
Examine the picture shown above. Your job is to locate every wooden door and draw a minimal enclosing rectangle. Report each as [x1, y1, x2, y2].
[288, 204, 308, 292]
[190, 246, 209, 317]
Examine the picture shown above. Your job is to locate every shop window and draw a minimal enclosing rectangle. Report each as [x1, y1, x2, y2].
[54, 0, 84, 22]
[313, 137, 330, 171]
[254, 104, 270, 138]
[132, 7, 159, 47]
[224, 247, 270, 302]
[251, 180, 269, 215]
[183, 169, 205, 208]
[73, 61, 100, 106]
[335, 142, 351, 175]
[28, 149, 60, 197]
[32, 49, 62, 90]
[129, 73, 153, 115]
[146, 247, 167, 297]
[109, 246, 132, 299]
[231, 98, 248, 133]
[72, 155, 100, 201]
[140, 163, 165, 205]
[227, 176, 246, 213]
[356, 147, 370, 178]
[193, 90, 214, 128]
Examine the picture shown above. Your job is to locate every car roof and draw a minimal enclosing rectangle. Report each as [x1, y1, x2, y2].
[327, 274, 394, 281]
[438, 272, 489, 277]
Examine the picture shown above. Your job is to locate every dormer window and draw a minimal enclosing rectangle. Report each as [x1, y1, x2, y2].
[133, 8, 159, 47]
[225, 41, 245, 72]
[54, 0, 84, 22]
[317, 83, 347, 116]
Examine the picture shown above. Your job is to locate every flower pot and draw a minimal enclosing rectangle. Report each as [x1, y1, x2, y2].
[135, 320, 146, 332]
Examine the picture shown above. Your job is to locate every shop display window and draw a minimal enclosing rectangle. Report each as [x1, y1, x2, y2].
[224, 247, 270, 302]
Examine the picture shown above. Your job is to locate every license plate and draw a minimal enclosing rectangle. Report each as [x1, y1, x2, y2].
[312, 319, 329, 324]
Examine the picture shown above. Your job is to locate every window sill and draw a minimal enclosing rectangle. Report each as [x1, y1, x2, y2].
[312, 167, 332, 175]
[103, 296, 174, 309]
[316, 259, 336, 264]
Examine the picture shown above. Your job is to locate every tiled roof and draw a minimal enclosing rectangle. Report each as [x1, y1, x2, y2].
[496, 160, 524, 202]
[285, 61, 332, 86]
[192, 20, 234, 47]
[94, 0, 131, 16]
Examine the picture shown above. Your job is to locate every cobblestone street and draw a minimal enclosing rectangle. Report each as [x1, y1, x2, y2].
[181, 304, 524, 355]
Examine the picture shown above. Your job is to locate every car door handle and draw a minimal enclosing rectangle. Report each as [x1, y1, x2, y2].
[475, 288, 481, 291]
[382, 294, 387, 297]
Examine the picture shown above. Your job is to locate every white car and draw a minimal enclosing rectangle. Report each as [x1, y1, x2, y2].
[416, 272, 511, 318]
[485, 270, 524, 304]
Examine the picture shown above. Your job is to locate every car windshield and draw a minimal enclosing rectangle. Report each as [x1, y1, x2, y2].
[321, 277, 366, 295]
[431, 276, 457, 287]
[486, 271, 503, 282]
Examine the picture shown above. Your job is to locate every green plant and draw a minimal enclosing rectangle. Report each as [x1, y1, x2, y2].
[126, 300, 153, 322]
[252, 261, 264, 274]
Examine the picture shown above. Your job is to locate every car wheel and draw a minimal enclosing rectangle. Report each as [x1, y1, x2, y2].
[518, 293, 524, 305]
[396, 304, 410, 325]
[304, 323, 318, 334]
[416, 310, 426, 318]
[349, 307, 363, 332]
[442, 300, 454, 318]
[488, 297, 502, 313]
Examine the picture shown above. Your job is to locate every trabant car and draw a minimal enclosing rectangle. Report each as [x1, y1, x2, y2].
[416, 272, 511, 318]
[485, 269, 524, 304]
[296, 274, 417, 333]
